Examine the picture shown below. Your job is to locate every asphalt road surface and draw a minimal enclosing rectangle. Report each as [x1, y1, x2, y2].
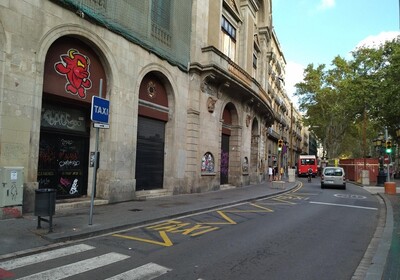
[1, 179, 380, 280]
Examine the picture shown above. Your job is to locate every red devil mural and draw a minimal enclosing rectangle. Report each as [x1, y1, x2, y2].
[54, 49, 92, 99]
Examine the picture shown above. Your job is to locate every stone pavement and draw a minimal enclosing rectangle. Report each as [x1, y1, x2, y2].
[381, 190, 400, 280]
[362, 180, 400, 280]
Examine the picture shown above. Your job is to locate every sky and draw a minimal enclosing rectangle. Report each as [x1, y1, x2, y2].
[272, 0, 400, 107]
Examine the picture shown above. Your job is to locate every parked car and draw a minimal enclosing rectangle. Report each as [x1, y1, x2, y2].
[321, 167, 346, 189]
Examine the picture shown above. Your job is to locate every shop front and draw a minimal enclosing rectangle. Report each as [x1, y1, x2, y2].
[39, 36, 107, 199]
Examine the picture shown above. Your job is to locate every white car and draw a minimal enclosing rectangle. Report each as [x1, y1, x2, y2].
[321, 167, 346, 189]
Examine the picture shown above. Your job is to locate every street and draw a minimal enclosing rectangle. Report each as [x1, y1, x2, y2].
[1, 180, 380, 280]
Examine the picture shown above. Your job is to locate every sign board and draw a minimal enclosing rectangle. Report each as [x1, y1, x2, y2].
[91, 96, 110, 124]
[93, 123, 110, 129]
[384, 155, 389, 164]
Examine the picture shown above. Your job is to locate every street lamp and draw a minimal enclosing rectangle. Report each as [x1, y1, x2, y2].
[374, 132, 386, 186]
[396, 127, 400, 179]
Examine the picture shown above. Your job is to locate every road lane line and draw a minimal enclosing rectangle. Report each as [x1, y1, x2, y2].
[106, 262, 171, 280]
[309, 201, 378, 210]
[0, 244, 95, 270]
[16, 252, 130, 280]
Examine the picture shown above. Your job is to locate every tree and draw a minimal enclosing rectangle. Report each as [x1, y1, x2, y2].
[295, 58, 355, 159]
[294, 37, 400, 158]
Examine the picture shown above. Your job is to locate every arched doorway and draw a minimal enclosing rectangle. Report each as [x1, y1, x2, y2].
[136, 73, 169, 190]
[251, 118, 259, 172]
[220, 103, 239, 185]
[39, 36, 107, 198]
[250, 118, 261, 182]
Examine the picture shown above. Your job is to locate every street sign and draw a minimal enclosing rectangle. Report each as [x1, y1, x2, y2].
[93, 123, 110, 129]
[91, 96, 110, 124]
[384, 155, 389, 164]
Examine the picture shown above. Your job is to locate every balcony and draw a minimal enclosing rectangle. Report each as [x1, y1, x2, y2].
[267, 127, 280, 140]
[191, 46, 275, 124]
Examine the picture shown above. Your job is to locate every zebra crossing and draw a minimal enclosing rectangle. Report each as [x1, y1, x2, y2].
[0, 244, 171, 280]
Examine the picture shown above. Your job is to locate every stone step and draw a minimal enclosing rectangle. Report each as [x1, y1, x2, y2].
[55, 198, 109, 211]
[135, 189, 173, 200]
[220, 184, 236, 190]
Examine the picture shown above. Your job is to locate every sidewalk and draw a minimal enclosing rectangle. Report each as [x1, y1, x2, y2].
[0, 180, 298, 260]
[380, 188, 400, 280]
[362, 179, 400, 280]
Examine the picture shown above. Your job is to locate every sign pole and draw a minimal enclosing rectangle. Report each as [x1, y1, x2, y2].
[89, 79, 103, 225]
[385, 127, 391, 183]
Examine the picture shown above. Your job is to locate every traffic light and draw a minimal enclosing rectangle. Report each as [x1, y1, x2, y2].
[278, 139, 283, 152]
[386, 140, 392, 154]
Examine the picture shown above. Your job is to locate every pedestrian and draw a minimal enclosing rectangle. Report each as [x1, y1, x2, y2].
[268, 166, 273, 181]
[280, 167, 284, 180]
[274, 166, 278, 181]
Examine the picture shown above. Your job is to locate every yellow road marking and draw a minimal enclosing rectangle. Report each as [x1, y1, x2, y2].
[223, 203, 274, 213]
[111, 184, 307, 247]
[272, 197, 296, 205]
[289, 183, 303, 193]
[188, 226, 220, 237]
[280, 194, 308, 200]
[113, 231, 173, 247]
[168, 224, 219, 236]
[147, 220, 190, 231]
[198, 210, 237, 225]
[248, 203, 274, 212]
[197, 203, 274, 225]
[147, 220, 219, 237]
[293, 192, 319, 196]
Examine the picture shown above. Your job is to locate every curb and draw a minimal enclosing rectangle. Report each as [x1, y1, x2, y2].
[364, 193, 393, 280]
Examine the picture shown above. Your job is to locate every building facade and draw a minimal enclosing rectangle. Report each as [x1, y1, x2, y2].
[0, 0, 305, 215]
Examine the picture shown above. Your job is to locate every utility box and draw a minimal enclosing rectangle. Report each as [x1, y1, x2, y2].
[0, 167, 24, 207]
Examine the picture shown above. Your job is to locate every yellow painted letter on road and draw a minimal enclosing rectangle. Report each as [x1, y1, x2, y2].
[147, 220, 190, 232]
[113, 231, 173, 247]
[170, 224, 219, 237]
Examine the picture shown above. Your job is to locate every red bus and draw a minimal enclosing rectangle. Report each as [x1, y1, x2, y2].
[298, 155, 318, 177]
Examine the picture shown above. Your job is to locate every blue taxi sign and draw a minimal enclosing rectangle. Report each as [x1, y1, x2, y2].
[91, 96, 109, 124]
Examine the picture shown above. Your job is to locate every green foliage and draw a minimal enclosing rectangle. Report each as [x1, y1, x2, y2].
[294, 37, 400, 158]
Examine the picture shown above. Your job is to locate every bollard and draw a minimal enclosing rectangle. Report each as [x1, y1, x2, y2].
[384, 182, 396, 195]
[272, 181, 285, 189]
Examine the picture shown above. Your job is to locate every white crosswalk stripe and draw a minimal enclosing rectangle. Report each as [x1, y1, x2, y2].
[106, 262, 171, 280]
[0, 244, 95, 270]
[0, 244, 172, 280]
[16, 252, 130, 280]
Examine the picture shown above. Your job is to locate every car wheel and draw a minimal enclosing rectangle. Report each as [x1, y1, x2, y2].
[343, 184, 346, 190]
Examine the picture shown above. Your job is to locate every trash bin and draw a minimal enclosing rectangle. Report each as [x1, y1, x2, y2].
[384, 182, 397, 195]
[34, 188, 56, 232]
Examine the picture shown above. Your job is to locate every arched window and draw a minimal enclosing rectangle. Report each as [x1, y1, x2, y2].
[201, 152, 215, 173]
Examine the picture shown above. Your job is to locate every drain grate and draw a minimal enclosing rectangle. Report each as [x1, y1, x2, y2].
[129, 208, 142, 212]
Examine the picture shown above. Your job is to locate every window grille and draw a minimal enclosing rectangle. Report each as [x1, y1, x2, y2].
[55, 0, 191, 71]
